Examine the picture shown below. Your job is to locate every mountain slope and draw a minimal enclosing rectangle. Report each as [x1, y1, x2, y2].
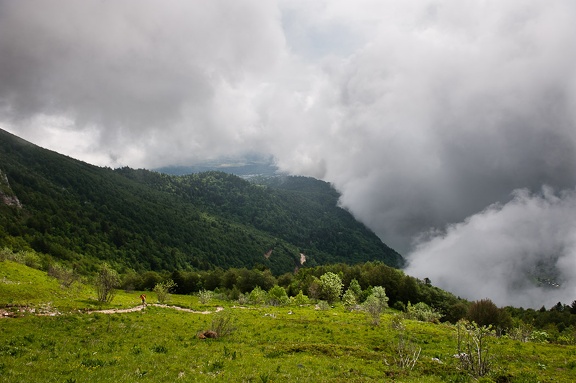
[0, 128, 403, 274]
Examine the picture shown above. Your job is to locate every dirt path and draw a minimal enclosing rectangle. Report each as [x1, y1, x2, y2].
[88, 304, 224, 315]
[1, 304, 224, 318]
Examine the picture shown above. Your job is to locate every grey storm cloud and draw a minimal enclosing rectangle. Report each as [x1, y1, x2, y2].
[2, 0, 576, 307]
[0, 0, 287, 163]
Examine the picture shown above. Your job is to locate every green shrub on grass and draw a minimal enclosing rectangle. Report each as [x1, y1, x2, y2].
[404, 302, 441, 323]
[210, 311, 237, 338]
[267, 285, 289, 306]
[197, 288, 214, 304]
[249, 286, 267, 305]
[153, 279, 176, 304]
[292, 290, 310, 305]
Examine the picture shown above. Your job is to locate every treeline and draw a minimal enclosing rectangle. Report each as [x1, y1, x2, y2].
[120, 261, 465, 322]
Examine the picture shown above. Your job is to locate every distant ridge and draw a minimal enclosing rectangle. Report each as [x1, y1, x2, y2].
[155, 154, 280, 178]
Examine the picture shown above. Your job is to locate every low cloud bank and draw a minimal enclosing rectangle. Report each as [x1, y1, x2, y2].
[405, 187, 576, 308]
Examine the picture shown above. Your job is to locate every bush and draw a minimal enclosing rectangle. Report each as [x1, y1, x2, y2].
[456, 320, 494, 377]
[197, 289, 214, 304]
[237, 293, 249, 305]
[153, 279, 177, 304]
[319, 272, 343, 304]
[317, 300, 330, 311]
[347, 278, 362, 301]
[362, 286, 389, 325]
[48, 263, 78, 288]
[394, 334, 421, 371]
[210, 311, 237, 338]
[342, 288, 358, 311]
[363, 295, 383, 325]
[0, 247, 10, 261]
[467, 299, 511, 331]
[267, 285, 289, 306]
[249, 286, 267, 305]
[292, 290, 310, 305]
[404, 302, 441, 323]
[371, 286, 389, 309]
[390, 315, 405, 331]
[23, 251, 42, 269]
[95, 263, 120, 303]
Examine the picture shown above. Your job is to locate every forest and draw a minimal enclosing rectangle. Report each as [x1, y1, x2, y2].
[0, 128, 402, 276]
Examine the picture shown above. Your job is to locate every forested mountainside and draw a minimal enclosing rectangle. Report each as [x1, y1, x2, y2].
[0, 128, 403, 275]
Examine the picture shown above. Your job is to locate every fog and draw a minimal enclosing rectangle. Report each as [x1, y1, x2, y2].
[406, 187, 576, 308]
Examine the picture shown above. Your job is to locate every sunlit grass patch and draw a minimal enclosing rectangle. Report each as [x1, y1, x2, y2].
[2, 262, 576, 382]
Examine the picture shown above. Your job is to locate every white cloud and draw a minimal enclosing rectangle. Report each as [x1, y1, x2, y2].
[405, 187, 576, 308]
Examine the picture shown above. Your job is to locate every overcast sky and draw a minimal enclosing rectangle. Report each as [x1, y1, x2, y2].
[2, 0, 576, 308]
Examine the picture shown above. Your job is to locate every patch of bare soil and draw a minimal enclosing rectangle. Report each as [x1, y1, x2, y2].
[88, 303, 224, 314]
[89, 304, 224, 315]
[1, 304, 224, 318]
[0, 303, 60, 318]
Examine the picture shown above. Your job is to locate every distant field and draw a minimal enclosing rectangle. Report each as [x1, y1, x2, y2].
[2, 260, 576, 382]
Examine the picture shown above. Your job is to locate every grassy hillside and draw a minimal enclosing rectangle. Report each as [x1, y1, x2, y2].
[0, 128, 402, 275]
[1, 260, 576, 382]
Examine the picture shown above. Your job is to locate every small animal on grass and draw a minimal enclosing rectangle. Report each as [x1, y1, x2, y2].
[198, 330, 218, 339]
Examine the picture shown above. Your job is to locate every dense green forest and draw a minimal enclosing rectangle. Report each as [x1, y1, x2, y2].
[0, 128, 402, 275]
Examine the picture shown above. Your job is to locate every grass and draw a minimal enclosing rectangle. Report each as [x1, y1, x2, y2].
[2, 260, 576, 382]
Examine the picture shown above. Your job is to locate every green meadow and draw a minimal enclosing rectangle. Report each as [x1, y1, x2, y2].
[2, 260, 576, 382]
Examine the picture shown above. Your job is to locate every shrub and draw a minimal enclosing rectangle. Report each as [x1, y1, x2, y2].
[363, 295, 383, 325]
[347, 278, 362, 301]
[319, 272, 343, 304]
[362, 287, 389, 325]
[153, 279, 177, 304]
[404, 302, 441, 323]
[317, 300, 330, 311]
[342, 288, 358, 311]
[371, 286, 389, 309]
[467, 299, 511, 332]
[292, 290, 310, 305]
[507, 322, 533, 342]
[390, 315, 405, 331]
[394, 334, 421, 371]
[23, 251, 42, 269]
[210, 311, 237, 338]
[530, 330, 549, 343]
[249, 286, 267, 305]
[267, 285, 289, 306]
[197, 289, 214, 304]
[307, 277, 321, 300]
[237, 293, 249, 305]
[0, 247, 10, 261]
[95, 263, 119, 303]
[456, 320, 494, 377]
[48, 263, 78, 288]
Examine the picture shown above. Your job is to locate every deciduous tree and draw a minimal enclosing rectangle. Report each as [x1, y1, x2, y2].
[95, 263, 119, 303]
[319, 272, 343, 303]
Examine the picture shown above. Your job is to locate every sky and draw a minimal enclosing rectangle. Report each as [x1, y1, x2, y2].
[2, 0, 576, 308]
